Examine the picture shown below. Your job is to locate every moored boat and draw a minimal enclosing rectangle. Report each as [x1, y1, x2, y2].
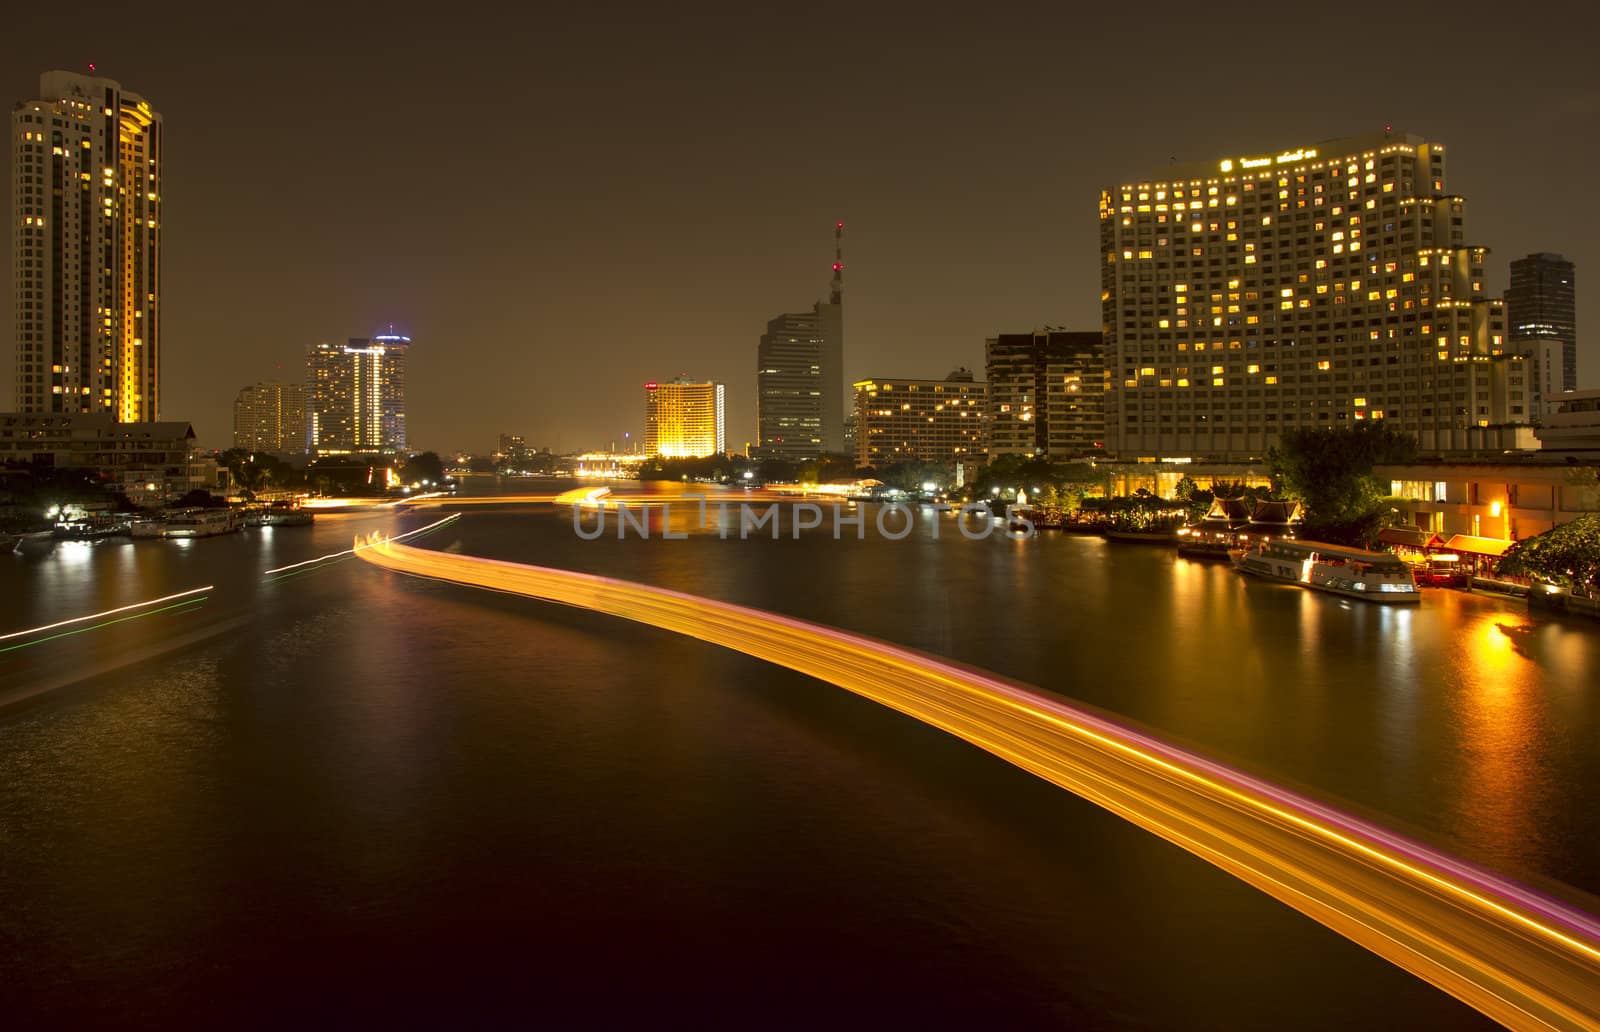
[162, 508, 245, 539]
[1232, 538, 1420, 604]
[245, 502, 315, 528]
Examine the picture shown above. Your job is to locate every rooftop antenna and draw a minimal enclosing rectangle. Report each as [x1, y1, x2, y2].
[830, 222, 844, 305]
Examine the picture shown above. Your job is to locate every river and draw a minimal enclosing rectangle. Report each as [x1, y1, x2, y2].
[2, 481, 1595, 1027]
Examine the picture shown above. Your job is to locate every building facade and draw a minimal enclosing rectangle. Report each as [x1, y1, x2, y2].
[12, 71, 162, 421]
[233, 381, 307, 456]
[0, 410, 217, 505]
[851, 370, 987, 469]
[1507, 252, 1576, 399]
[1535, 389, 1600, 456]
[985, 330, 1105, 458]
[644, 376, 725, 457]
[1380, 460, 1600, 545]
[1101, 132, 1529, 461]
[755, 227, 845, 460]
[307, 335, 408, 456]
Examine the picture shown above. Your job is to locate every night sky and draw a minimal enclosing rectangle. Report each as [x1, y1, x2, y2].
[5, 3, 1597, 453]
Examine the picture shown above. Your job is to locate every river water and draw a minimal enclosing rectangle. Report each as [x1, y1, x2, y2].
[1, 481, 1596, 1028]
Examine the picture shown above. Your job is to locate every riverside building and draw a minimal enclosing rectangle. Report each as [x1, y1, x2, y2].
[233, 381, 307, 456]
[851, 370, 987, 469]
[985, 330, 1105, 458]
[1100, 131, 1530, 460]
[643, 376, 725, 457]
[307, 334, 408, 456]
[755, 225, 846, 460]
[12, 71, 162, 421]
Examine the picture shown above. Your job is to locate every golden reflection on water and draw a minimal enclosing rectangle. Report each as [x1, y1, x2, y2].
[1451, 612, 1549, 868]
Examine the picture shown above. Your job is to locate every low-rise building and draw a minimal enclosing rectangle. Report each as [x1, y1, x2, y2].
[0, 411, 220, 505]
[1534, 389, 1600, 456]
[1378, 460, 1600, 565]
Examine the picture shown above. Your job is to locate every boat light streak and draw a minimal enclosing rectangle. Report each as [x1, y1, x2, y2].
[0, 585, 212, 642]
[353, 533, 1600, 1031]
[263, 514, 461, 577]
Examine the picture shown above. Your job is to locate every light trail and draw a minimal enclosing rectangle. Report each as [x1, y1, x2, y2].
[0, 596, 209, 655]
[355, 532, 1600, 1031]
[262, 513, 461, 577]
[0, 585, 213, 643]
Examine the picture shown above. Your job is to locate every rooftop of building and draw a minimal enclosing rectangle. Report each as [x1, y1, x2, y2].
[854, 374, 987, 389]
[1115, 129, 1433, 187]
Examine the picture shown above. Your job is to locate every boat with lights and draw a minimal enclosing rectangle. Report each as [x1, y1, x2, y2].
[1232, 538, 1420, 604]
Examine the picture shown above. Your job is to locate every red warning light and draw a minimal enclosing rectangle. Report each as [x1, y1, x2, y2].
[836, 222, 844, 228]
[832, 263, 842, 271]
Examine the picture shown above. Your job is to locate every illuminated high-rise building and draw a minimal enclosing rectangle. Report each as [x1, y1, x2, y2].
[1506, 252, 1577, 405]
[233, 381, 308, 455]
[12, 70, 162, 420]
[307, 334, 409, 456]
[1101, 131, 1528, 459]
[755, 225, 845, 460]
[852, 370, 987, 469]
[643, 376, 725, 457]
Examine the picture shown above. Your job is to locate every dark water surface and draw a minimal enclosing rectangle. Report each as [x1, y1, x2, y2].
[2, 484, 1596, 1028]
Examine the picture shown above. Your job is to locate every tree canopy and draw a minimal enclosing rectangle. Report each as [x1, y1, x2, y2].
[1496, 515, 1600, 596]
[1266, 424, 1417, 546]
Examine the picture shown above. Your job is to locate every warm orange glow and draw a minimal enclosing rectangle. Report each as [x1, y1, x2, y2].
[355, 534, 1600, 1031]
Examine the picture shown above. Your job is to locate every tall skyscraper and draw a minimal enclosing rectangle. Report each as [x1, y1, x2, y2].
[852, 370, 987, 469]
[233, 381, 308, 455]
[307, 334, 409, 456]
[755, 226, 845, 460]
[985, 330, 1105, 458]
[643, 376, 725, 457]
[12, 70, 162, 421]
[1101, 131, 1527, 460]
[1507, 252, 1577, 399]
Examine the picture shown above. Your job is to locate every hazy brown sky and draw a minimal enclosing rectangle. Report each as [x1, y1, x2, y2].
[5, 2, 1597, 453]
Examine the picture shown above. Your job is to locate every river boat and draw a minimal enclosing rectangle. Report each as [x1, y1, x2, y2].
[162, 509, 245, 539]
[246, 502, 315, 528]
[53, 514, 129, 540]
[1232, 538, 1420, 604]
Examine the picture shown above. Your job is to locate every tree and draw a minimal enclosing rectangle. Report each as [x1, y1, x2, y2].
[1496, 516, 1600, 597]
[1267, 424, 1417, 546]
[400, 451, 445, 485]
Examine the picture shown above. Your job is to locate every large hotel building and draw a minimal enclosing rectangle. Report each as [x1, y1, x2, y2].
[1100, 131, 1527, 460]
[644, 376, 725, 457]
[851, 370, 986, 469]
[12, 71, 162, 421]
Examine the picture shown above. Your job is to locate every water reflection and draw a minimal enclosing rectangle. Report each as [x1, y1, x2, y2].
[1448, 613, 1551, 874]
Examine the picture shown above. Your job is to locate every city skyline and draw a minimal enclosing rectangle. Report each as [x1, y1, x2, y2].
[4, 7, 1598, 454]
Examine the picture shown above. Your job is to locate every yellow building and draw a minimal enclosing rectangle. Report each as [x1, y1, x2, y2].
[1379, 461, 1600, 561]
[644, 377, 725, 457]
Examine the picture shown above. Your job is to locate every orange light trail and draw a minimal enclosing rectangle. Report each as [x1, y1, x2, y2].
[354, 533, 1600, 1030]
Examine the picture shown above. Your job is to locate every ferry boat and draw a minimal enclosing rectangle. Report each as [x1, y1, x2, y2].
[162, 509, 245, 539]
[1232, 538, 1420, 604]
[245, 501, 315, 528]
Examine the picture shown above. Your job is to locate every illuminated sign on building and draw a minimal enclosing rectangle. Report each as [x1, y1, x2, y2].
[1220, 147, 1318, 174]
